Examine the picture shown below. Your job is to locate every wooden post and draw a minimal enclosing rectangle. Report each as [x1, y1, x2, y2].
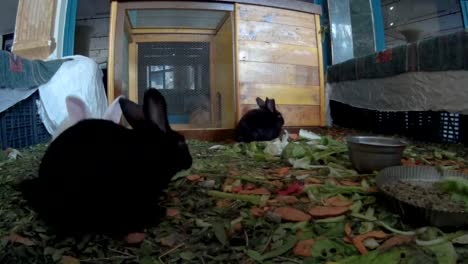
[12, 0, 57, 60]
[107, 1, 118, 104]
[315, 15, 326, 126]
[128, 42, 138, 102]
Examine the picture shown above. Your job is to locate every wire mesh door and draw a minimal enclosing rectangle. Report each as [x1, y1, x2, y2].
[138, 42, 212, 128]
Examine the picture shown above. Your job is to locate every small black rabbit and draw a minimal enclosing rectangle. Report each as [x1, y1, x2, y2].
[235, 97, 285, 142]
[20, 88, 192, 239]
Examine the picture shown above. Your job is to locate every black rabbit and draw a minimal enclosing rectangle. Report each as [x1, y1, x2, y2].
[235, 97, 285, 142]
[20, 88, 192, 239]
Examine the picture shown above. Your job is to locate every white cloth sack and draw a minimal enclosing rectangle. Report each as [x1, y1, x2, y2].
[37, 55, 108, 135]
[0, 88, 37, 113]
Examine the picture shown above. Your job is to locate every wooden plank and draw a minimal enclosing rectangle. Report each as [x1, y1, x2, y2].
[112, 5, 126, 101]
[210, 39, 217, 127]
[132, 34, 212, 43]
[12, 0, 56, 59]
[240, 104, 321, 126]
[176, 128, 236, 142]
[119, 1, 234, 11]
[113, 0, 322, 15]
[215, 12, 231, 34]
[131, 28, 216, 35]
[235, 3, 242, 122]
[107, 1, 118, 104]
[315, 14, 326, 127]
[213, 13, 236, 128]
[124, 12, 133, 42]
[12, 40, 53, 51]
[132, 11, 227, 30]
[239, 83, 320, 105]
[238, 40, 317, 66]
[128, 42, 138, 102]
[238, 4, 316, 29]
[239, 61, 319, 86]
[238, 20, 317, 47]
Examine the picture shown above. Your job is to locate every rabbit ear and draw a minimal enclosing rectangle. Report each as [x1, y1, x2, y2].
[65, 96, 91, 124]
[119, 97, 145, 129]
[266, 98, 276, 113]
[103, 95, 123, 124]
[256, 97, 266, 109]
[143, 88, 170, 133]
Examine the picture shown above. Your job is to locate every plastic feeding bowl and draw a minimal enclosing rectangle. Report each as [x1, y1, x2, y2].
[376, 166, 468, 228]
[346, 136, 407, 173]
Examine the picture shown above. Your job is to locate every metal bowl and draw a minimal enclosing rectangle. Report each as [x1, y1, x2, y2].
[346, 136, 407, 173]
[376, 166, 468, 228]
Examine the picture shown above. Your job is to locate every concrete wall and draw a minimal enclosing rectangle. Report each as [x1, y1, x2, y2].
[74, 0, 110, 65]
[0, 0, 19, 36]
[74, 17, 109, 66]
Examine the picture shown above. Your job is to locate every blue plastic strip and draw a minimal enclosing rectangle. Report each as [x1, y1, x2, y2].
[371, 0, 386, 51]
[63, 0, 78, 56]
[461, 0, 468, 29]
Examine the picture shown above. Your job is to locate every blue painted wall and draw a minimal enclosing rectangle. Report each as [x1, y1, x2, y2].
[371, 0, 386, 51]
[461, 0, 468, 28]
[63, 0, 78, 56]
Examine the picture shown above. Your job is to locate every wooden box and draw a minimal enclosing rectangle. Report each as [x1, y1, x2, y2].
[108, 0, 324, 136]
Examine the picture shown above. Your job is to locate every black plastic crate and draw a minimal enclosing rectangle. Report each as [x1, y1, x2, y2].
[374, 111, 408, 135]
[0, 91, 51, 150]
[330, 100, 466, 144]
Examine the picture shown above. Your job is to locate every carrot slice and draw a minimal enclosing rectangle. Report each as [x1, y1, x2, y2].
[250, 207, 264, 217]
[378, 235, 414, 251]
[289, 133, 299, 141]
[401, 159, 416, 166]
[231, 185, 243, 193]
[216, 199, 232, 208]
[293, 239, 314, 257]
[275, 207, 311, 222]
[306, 177, 323, 184]
[238, 187, 271, 195]
[352, 238, 368, 255]
[324, 196, 353, 207]
[352, 231, 388, 255]
[354, 230, 387, 241]
[339, 180, 361, 186]
[186, 174, 202, 182]
[244, 183, 256, 190]
[125, 232, 145, 244]
[3, 233, 35, 246]
[274, 167, 290, 177]
[166, 208, 180, 218]
[344, 223, 352, 237]
[308, 206, 350, 218]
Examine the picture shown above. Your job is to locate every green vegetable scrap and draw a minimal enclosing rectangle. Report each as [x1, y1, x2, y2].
[2, 127, 468, 263]
[437, 177, 468, 196]
[436, 176, 468, 208]
[336, 246, 439, 264]
[207, 190, 270, 206]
